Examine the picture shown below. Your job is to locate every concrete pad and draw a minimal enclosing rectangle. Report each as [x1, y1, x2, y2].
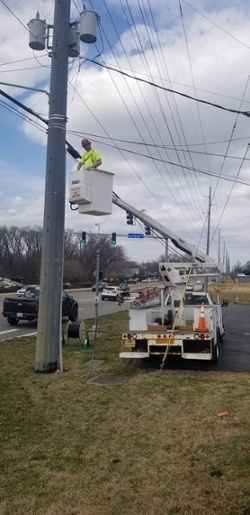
[84, 359, 104, 367]
[87, 374, 128, 385]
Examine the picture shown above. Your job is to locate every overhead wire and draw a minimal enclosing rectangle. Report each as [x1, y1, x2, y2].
[0, 55, 48, 68]
[142, 0, 205, 214]
[0, 99, 48, 134]
[180, 0, 250, 255]
[95, 0, 205, 233]
[99, 59, 250, 106]
[182, 0, 250, 50]
[66, 130, 250, 186]
[178, 0, 214, 250]
[86, 59, 250, 118]
[104, 0, 191, 207]
[211, 74, 250, 200]
[122, 0, 204, 221]
[73, 0, 203, 239]
[67, 129, 250, 150]
[210, 143, 250, 245]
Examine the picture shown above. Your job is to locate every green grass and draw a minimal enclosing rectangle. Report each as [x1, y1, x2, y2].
[1, 310, 250, 515]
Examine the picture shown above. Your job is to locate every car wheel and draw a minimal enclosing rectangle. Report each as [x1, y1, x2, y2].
[7, 316, 19, 326]
[69, 304, 78, 322]
[101, 296, 105, 300]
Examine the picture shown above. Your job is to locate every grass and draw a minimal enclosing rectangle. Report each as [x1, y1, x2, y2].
[1, 309, 250, 514]
[209, 282, 250, 304]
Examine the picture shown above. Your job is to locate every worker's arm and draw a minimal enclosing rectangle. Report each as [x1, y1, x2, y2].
[93, 158, 102, 168]
[77, 161, 83, 171]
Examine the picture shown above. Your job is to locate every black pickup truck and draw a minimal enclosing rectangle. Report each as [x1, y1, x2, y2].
[2, 289, 78, 326]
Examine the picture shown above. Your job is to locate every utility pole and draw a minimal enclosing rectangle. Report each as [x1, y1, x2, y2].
[218, 227, 221, 263]
[223, 241, 226, 273]
[206, 186, 212, 255]
[34, 0, 71, 372]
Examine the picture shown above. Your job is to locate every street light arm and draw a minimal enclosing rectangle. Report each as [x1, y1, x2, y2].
[0, 81, 49, 97]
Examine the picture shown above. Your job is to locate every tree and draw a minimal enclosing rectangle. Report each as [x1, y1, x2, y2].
[80, 234, 127, 281]
[232, 261, 243, 275]
[243, 261, 250, 275]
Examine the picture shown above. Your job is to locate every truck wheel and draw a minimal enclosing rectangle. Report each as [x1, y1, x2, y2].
[211, 339, 219, 363]
[7, 316, 19, 326]
[69, 304, 78, 322]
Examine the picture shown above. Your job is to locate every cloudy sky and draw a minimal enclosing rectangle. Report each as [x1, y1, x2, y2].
[0, 0, 250, 269]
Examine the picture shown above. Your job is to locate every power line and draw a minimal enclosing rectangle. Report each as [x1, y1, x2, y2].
[182, 0, 250, 50]
[86, 58, 250, 118]
[67, 130, 250, 186]
[0, 88, 80, 161]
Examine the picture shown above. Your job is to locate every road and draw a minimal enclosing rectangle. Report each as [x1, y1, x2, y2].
[1, 293, 250, 372]
[137, 303, 250, 372]
[0, 290, 129, 342]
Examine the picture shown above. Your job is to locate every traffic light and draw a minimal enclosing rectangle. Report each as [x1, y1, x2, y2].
[81, 231, 86, 243]
[126, 212, 134, 225]
[111, 232, 116, 245]
[145, 226, 151, 235]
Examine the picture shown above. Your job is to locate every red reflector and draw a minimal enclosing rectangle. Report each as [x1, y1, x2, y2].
[127, 333, 132, 340]
[205, 334, 210, 339]
[157, 335, 161, 339]
[199, 334, 205, 340]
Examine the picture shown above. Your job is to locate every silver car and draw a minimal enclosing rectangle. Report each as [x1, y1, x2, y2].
[16, 285, 39, 297]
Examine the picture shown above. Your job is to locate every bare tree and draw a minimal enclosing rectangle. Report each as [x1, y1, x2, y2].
[80, 234, 127, 281]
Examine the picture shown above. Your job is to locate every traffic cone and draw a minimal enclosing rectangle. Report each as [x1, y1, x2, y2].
[195, 303, 208, 331]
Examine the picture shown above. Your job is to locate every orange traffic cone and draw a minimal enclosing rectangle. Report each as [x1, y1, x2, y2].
[195, 303, 208, 331]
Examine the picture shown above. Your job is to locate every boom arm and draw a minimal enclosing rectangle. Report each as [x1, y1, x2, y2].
[112, 192, 210, 263]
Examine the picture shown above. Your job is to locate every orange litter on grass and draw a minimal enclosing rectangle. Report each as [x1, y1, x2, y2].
[217, 411, 229, 417]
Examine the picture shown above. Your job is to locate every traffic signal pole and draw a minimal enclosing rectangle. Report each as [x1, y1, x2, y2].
[35, 0, 71, 372]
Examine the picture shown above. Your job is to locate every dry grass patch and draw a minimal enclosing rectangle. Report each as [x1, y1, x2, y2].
[209, 282, 250, 304]
[0, 311, 250, 515]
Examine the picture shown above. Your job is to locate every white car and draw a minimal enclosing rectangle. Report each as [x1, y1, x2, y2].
[16, 285, 39, 297]
[101, 286, 122, 301]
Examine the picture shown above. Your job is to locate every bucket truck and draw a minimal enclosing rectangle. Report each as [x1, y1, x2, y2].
[69, 170, 226, 364]
[112, 193, 226, 364]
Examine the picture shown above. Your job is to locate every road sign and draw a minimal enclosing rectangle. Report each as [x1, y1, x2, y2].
[128, 233, 144, 238]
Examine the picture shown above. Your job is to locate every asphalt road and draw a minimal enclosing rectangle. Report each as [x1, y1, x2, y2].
[0, 289, 129, 342]
[0, 293, 249, 372]
[137, 303, 250, 372]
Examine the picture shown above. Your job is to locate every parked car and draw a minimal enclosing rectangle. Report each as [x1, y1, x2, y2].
[16, 285, 39, 297]
[91, 282, 108, 292]
[118, 283, 130, 293]
[0, 283, 12, 291]
[101, 286, 123, 301]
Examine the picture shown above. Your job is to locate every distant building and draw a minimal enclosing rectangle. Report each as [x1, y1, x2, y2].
[236, 274, 250, 283]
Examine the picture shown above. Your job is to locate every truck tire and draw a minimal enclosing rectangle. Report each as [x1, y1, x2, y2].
[69, 304, 78, 322]
[211, 339, 219, 363]
[7, 316, 19, 326]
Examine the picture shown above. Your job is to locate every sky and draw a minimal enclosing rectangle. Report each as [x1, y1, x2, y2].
[0, 0, 250, 269]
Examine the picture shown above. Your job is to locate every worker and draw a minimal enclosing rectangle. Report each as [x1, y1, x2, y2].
[77, 138, 102, 171]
